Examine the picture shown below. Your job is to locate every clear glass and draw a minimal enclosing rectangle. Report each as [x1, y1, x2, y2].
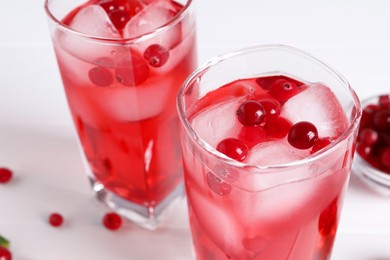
[177, 45, 361, 259]
[45, 0, 197, 229]
[353, 94, 390, 195]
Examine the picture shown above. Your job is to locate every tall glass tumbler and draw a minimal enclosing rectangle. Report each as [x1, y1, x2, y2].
[177, 45, 361, 259]
[45, 0, 197, 229]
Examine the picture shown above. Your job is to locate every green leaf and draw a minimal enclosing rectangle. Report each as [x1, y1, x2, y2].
[0, 235, 10, 248]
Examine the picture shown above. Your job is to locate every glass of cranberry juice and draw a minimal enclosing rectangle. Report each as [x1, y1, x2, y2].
[177, 45, 361, 259]
[45, 0, 197, 229]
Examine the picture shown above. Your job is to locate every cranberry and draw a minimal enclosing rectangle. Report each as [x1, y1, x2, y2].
[358, 128, 379, 146]
[103, 212, 122, 230]
[107, 9, 131, 30]
[98, 0, 144, 30]
[238, 126, 268, 148]
[269, 79, 298, 102]
[258, 99, 281, 119]
[0, 247, 11, 260]
[319, 197, 338, 237]
[206, 172, 231, 196]
[381, 147, 390, 168]
[288, 121, 319, 149]
[88, 67, 113, 87]
[255, 76, 278, 90]
[216, 138, 248, 162]
[360, 105, 378, 129]
[265, 116, 292, 139]
[0, 168, 12, 184]
[311, 137, 333, 154]
[356, 144, 372, 159]
[143, 44, 170, 67]
[373, 109, 390, 130]
[115, 51, 149, 86]
[379, 94, 390, 109]
[49, 213, 64, 227]
[236, 100, 266, 126]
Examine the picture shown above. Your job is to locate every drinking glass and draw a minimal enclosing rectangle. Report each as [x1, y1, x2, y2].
[45, 0, 197, 229]
[177, 45, 361, 259]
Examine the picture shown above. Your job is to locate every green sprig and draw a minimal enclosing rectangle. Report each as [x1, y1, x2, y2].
[0, 235, 10, 248]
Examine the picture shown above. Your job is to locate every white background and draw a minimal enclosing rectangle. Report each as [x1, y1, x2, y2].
[1, 0, 390, 259]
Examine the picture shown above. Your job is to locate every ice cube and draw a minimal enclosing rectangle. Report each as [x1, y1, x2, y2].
[242, 139, 311, 191]
[190, 97, 243, 148]
[281, 83, 348, 138]
[58, 5, 124, 63]
[187, 188, 242, 256]
[69, 5, 120, 38]
[100, 75, 171, 122]
[123, 0, 181, 51]
[246, 140, 310, 166]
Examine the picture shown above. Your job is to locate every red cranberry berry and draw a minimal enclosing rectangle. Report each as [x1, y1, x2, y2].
[360, 105, 378, 129]
[311, 137, 333, 154]
[116, 52, 149, 86]
[49, 213, 64, 227]
[255, 76, 278, 90]
[144, 44, 170, 67]
[238, 126, 268, 148]
[206, 172, 232, 196]
[0, 168, 12, 184]
[288, 121, 319, 149]
[0, 246, 11, 260]
[269, 79, 298, 102]
[373, 109, 390, 130]
[381, 147, 390, 168]
[358, 128, 379, 146]
[236, 100, 266, 126]
[318, 197, 338, 237]
[265, 116, 292, 139]
[258, 99, 281, 119]
[379, 94, 390, 109]
[108, 9, 131, 30]
[98, 0, 143, 30]
[356, 144, 372, 159]
[89, 67, 114, 87]
[103, 212, 123, 231]
[216, 138, 248, 162]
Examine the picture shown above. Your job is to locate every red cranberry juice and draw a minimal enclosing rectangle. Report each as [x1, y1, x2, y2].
[183, 75, 353, 259]
[53, 0, 197, 206]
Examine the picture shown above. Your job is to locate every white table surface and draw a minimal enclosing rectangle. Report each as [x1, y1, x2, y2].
[1, 0, 390, 259]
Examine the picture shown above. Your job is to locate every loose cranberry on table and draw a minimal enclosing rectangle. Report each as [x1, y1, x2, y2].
[0, 168, 13, 184]
[103, 212, 123, 231]
[0, 246, 11, 260]
[356, 94, 390, 174]
[48, 213, 64, 227]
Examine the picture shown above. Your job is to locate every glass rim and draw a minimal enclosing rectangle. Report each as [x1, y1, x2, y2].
[177, 44, 362, 171]
[44, 0, 194, 44]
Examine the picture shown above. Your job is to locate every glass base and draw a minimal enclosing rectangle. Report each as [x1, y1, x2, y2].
[89, 177, 185, 230]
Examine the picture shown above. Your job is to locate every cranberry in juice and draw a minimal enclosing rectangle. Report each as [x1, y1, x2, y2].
[48, 0, 197, 222]
[181, 75, 355, 259]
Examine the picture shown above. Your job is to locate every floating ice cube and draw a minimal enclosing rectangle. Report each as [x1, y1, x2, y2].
[67, 75, 170, 127]
[242, 139, 311, 191]
[190, 97, 243, 148]
[246, 140, 310, 166]
[58, 5, 124, 63]
[187, 188, 242, 255]
[69, 5, 120, 38]
[100, 75, 171, 122]
[123, 0, 181, 51]
[281, 83, 348, 138]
